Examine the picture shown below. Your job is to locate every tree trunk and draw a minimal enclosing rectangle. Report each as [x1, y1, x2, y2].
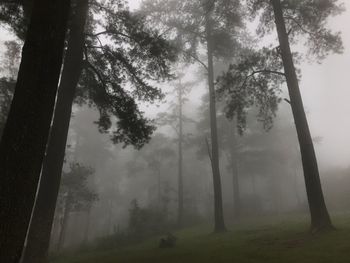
[0, 0, 70, 261]
[205, 9, 226, 233]
[57, 195, 71, 252]
[157, 167, 161, 208]
[83, 208, 91, 244]
[271, 0, 333, 232]
[22, 1, 89, 262]
[177, 85, 184, 227]
[107, 200, 113, 235]
[230, 121, 240, 220]
[294, 168, 301, 207]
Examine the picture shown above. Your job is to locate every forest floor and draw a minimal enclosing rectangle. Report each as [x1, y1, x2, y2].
[51, 213, 350, 263]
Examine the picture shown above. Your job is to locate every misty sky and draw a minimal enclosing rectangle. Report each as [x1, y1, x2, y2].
[1, 0, 350, 170]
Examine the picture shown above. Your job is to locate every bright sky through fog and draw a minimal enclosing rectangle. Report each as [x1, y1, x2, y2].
[130, 0, 350, 169]
[0, 0, 350, 170]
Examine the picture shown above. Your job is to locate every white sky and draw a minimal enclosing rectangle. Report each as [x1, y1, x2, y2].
[1, 0, 350, 170]
[135, 0, 350, 169]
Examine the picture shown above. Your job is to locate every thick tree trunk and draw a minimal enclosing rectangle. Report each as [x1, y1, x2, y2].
[22, 1, 89, 262]
[205, 10, 226, 233]
[271, 0, 333, 232]
[177, 85, 184, 227]
[0, 0, 70, 261]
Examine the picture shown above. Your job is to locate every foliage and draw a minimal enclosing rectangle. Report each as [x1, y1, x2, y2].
[140, 133, 176, 172]
[76, 0, 178, 149]
[128, 199, 169, 237]
[0, 78, 15, 138]
[247, 0, 344, 61]
[0, 0, 30, 40]
[0, 40, 21, 138]
[58, 162, 98, 212]
[217, 48, 284, 133]
[218, 0, 344, 132]
[141, 0, 244, 64]
[0, 0, 179, 149]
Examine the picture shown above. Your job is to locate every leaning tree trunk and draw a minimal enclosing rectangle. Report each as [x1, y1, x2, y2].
[0, 0, 70, 261]
[205, 10, 226, 233]
[177, 85, 184, 227]
[271, 0, 333, 232]
[22, 1, 89, 262]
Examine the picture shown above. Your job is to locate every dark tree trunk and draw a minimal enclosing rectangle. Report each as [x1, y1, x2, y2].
[177, 85, 184, 227]
[205, 10, 226, 233]
[271, 0, 333, 232]
[22, 1, 89, 262]
[0, 0, 70, 261]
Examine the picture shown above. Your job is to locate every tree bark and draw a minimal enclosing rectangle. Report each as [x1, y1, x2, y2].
[271, 0, 333, 232]
[205, 9, 226, 233]
[22, 1, 89, 262]
[177, 84, 184, 227]
[0, 0, 70, 261]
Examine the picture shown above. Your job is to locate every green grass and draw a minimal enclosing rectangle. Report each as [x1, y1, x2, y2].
[52, 214, 350, 263]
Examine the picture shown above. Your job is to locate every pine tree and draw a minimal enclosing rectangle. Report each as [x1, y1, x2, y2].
[142, 0, 244, 232]
[0, 0, 70, 261]
[219, 0, 344, 232]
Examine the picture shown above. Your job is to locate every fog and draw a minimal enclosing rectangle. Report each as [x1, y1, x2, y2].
[1, 0, 350, 262]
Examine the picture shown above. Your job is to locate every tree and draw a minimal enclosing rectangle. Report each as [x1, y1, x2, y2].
[0, 0, 70, 261]
[22, 1, 89, 262]
[142, 0, 244, 232]
[55, 163, 98, 251]
[0, 41, 21, 139]
[143, 135, 176, 208]
[20, 0, 177, 262]
[219, 0, 344, 232]
[270, 0, 337, 232]
[0, 78, 15, 138]
[157, 75, 193, 227]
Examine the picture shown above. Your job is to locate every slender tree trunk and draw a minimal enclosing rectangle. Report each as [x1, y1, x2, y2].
[83, 208, 91, 244]
[0, 0, 70, 261]
[22, 2, 89, 262]
[57, 196, 71, 252]
[230, 121, 240, 220]
[271, 0, 332, 232]
[157, 167, 161, 208]
[177, 85, 184, 227]
[107, 200, 113, 235]
[205, 9, 226, 233]
[294, 168, 301, 207]
[251, 174, 258, 211]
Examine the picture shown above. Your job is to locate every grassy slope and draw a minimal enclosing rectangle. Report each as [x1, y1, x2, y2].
[52, 214, 350, 263]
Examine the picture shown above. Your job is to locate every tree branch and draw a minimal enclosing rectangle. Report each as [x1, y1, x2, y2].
[183, 50, 208, 71]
